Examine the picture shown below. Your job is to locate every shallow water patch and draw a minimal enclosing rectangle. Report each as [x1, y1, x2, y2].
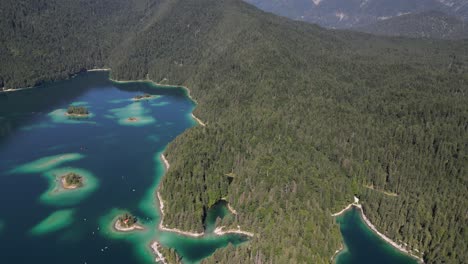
[49, 109, 96, 124]
[40, 167, 99, 206]
[11, 153, 85, 174]
[108, 102, 155, 126]
[30, 209, 75, 236]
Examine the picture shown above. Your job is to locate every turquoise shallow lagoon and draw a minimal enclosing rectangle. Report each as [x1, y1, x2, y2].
[0, 72, 248, 263]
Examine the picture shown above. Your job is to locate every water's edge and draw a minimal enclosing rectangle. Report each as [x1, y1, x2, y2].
[332, 203, 424, 263]
[107, 69, 254, 262]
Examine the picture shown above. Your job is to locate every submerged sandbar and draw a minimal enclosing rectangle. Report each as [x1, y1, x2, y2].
[107, 102, 155, 126]
[30, 209, 75, 236]
[11, 153, 84, 174]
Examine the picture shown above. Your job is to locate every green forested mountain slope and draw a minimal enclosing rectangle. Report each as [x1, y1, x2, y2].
[1, 0, 467, 263]
[0, 0, 159, 88]
[355, 11, 468, 39]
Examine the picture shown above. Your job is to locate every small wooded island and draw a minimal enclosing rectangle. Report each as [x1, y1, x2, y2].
[127, 117, 139, 122]
[66, 106, 89, 117]
[114, 212, 144, 232]
[61, 172, 83, 189]
[133, 94, 153, 101]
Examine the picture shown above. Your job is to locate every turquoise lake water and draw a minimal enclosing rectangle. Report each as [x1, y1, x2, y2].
[0, 72, 247, 264]
[336, 207, 419, 264]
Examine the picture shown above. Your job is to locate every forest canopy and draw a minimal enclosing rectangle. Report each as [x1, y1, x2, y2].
[0, 0, 467, 263]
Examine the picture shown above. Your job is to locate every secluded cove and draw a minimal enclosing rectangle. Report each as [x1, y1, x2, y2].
[204, 200, 231, 234]
[335, 206, 420, 264]
[0, 71, 249, 263]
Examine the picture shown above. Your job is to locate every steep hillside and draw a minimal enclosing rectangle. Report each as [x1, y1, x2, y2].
[245, 0, 468, 28]
[1, 0, 467, 263]
[0, 0, 160, 89]
[356, 11, 468, 39]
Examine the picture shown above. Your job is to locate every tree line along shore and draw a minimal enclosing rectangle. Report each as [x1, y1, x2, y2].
[1, 0, 467, 263]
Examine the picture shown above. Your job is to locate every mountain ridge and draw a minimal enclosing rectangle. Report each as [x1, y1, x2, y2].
[355, 10, 468, 39]
[245, 0, 468, 28]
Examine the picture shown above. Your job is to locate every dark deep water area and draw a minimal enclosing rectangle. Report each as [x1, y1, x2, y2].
[0, 72, 247, 264]
[336, 207, 418, 264]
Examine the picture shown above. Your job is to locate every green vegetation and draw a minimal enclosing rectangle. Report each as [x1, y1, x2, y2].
[66, 106, 88, 115]
[63, 172, 83, 188]
[133, 94, 152, 100]
[1, 0, 467, 263]
[356, 11, 468, 40]
[41, 167, 99, 206]
[118, 213, 138, 228]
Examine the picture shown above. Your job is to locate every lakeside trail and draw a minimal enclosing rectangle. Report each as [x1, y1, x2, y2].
[150, 241, 168, 264]
[364, 184, 398, 197]
[332, 201, 424, 263]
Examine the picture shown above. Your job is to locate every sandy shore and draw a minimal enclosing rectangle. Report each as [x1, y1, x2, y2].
[65, 112, 89, 118]
[220, 198, 238, 215]
[213, 226, 254, 237]
[1, 86, 35, 93]
[127, 117, 139, 122]
[331, 203, 355, 217]
[156, 188, 204, 237]
[330, 243, 344, 261]
[1, 67, 109, 93]
[156, 155, 204, 237]
[161, 154, 170, 170]
[332, 203, 424, 263]
[156, 154, 253, 239]
[60, 176, 80, 190]
[113, 219, 145, 232]
[87, 68, 111, 72]
[191, 113, 206, 127]
[150, 241, 168, 264]
[108, 72, 207, 127]
[132, 95, 155, 101]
